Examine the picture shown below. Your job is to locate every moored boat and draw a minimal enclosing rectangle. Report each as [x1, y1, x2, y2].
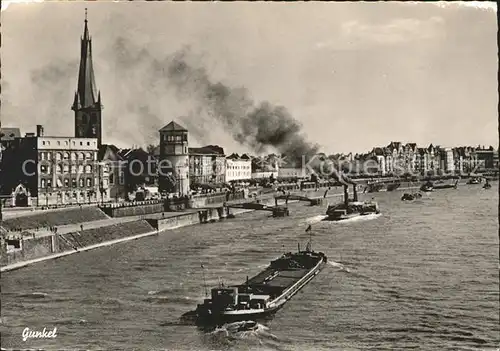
[467, 177, 481, 185]
[401, 193, 422, 201]
[420, 181, 434, 192]
[483, 180, 492, 189]
[184, 245, 327, 327]
[433, 179, 459, 190]
[365, 182, 384, 193]
[325, 184, 380, 221]
[386, 182, 401, 192]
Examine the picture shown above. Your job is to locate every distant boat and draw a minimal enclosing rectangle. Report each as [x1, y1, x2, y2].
[467, 177, 481, 185]
[386, 182, 401, 192]
[420, 181, 434, 192]
[433, 179, 459, 190]
[401, 193, 422, 201]
[365, 182, 384, 193]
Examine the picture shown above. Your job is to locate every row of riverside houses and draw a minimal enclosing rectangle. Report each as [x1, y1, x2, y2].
[362, 142, 498, 176]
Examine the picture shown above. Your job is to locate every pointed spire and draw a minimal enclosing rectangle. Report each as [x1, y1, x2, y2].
[72, 8, 99, 110]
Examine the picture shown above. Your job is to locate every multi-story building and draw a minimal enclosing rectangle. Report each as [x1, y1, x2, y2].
[453, 146, 478, 174]
[475, 146, 496, 170]
[98, 144, 126, 200]
[118, 147, 158, 195]
[1, 126, 109, 206]
[368, 147, 386, 175]
[225, 153, 252, 183]
[189, 145, 226, 187]
[436, 147, 455, 173]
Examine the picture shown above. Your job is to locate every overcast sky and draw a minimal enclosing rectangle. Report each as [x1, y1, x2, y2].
[1, 1, 498, 154]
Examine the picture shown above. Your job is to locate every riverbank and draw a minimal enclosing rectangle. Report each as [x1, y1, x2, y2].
[0, 197, 290, 273]
[0, 184, 421, 273]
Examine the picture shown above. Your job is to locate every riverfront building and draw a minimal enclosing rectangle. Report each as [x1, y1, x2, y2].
[0, 126, 109, 206]
[158, 121, 190, 196]
[225, 153, 252, 183]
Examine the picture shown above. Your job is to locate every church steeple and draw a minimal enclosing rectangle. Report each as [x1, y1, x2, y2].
[72, 8, 103, 146]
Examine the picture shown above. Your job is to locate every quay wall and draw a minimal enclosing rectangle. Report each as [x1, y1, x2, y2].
[101, 203, 165, 218]
[1, 186, 417, 272]
[0, 221, 155, 269]
[0, 197, 284, 271]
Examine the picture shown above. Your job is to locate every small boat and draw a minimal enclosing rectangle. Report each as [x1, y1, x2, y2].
[386, 182, 401, 192]
[365, 182, 384, 193]
[433, 179, 459, 190]
[420, 181, 434, 192]
[325, 184, 380, 221]
[483, 180, 492, 189]
[467, 177, 481, 185]
[185, 244, 327, 327]
[401, 193, 422, 201]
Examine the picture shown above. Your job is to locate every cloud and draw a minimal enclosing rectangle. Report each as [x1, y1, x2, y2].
[434, 1, 497, 12]
[1, 0, 44, 12]
[341, 17, 444, 45]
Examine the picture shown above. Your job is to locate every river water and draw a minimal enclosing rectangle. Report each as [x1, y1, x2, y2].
[1, 185, 498, 350]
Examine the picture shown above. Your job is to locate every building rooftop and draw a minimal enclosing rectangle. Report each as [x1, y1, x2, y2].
[189, 145, 225, 155]
[0, 128, 21, 141]
[159, 121, 188, 132]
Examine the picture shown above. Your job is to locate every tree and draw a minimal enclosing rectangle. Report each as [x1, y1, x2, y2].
[146, 144, 157, 155]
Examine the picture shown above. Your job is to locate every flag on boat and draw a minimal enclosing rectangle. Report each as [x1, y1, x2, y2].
[305, 224, 312, 232]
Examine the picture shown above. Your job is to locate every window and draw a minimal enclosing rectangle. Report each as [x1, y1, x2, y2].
[40, 153, 45, 160]
[109, 173, 114, 185]
[80, 142, 83, 146]
[86, 178, 92, 187]
[86, 152, 93, 160]
[119, 172, 124, 185]
[56, 153, 62, 161]
[47, 153, 51, 160]
[79, 178, 84, 187]
[64, 178, 69, 187]
[72, 179, 77, 188]
[57, 141, 61, 146]
[71, 165, 77, 174]
[57, 164, 63, 174]
[72, 141, 75, 146]
[47, 179, 52, 188]
[183, 134, 187, 141]
[87, 142, 90, 146]
[63, 165, 69, 173]
[41, 179, 46, 188]
[80, 152, 85, 160]
[85, 165, 92, 173]
[65, 141, 68, 146]
[40, 165, 47, 174]
[42, 141, 46, 146]
[71, 152, 76, 161]
[63, 152, 69, 160]
[78, 165, 84, 173]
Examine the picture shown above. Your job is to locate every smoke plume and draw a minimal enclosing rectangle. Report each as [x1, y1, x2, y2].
[166, 49, 320, 165]
[9, 35, 320, 164]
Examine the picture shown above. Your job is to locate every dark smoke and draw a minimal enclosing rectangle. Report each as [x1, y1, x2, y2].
[166, 50, 320, 165]
[20, 35, 320, 164]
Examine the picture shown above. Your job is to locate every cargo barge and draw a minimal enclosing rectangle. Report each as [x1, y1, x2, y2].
[183, 245, 327, 326]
